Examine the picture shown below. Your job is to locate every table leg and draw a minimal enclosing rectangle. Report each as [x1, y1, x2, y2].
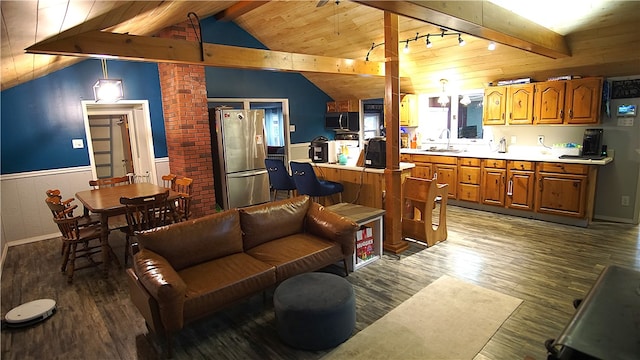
[100, 213, 110, 277]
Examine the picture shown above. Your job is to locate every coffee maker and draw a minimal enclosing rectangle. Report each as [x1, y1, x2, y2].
[309, 136, 337, 163]
[581, 129, 603, 156]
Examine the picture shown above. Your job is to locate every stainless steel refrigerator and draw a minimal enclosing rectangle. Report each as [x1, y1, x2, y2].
[211, 108, 271, 210]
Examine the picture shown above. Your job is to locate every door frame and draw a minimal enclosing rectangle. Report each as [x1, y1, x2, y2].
[81, 100, 157, 184]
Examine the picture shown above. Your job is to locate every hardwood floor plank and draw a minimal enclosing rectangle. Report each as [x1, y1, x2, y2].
[2, 205, 638, 359]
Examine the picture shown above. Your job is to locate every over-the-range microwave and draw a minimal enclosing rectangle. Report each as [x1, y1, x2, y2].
[325, 112, 359, 132]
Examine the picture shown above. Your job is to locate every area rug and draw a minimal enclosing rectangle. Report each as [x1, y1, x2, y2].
[323, 275, 523, 360]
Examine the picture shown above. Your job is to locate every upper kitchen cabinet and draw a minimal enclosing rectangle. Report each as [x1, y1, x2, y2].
[507, 84, 535, 124]
[483, 86, 507, 125]
[533, 81, 566, 124]
[327, 100, 359, 113]
[400, 94, 419, 127]
[564, 78, 603, 124]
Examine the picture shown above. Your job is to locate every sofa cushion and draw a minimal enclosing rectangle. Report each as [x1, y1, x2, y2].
[246, 233, 343, 282]
[240, 195, 310, 251]
[178, 253, 276, 323]
[136, 209, 243, 271]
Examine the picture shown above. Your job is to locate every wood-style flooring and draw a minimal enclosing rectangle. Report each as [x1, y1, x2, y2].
[2, 205, 638, 359]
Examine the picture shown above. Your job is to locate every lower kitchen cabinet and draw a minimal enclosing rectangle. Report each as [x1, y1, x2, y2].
[481, 159, 506, 206]
[458, 157, 481, 202]
[535, 162, 589, 218]
[435, 163, 457, 199]
[506, 161, 535, 211]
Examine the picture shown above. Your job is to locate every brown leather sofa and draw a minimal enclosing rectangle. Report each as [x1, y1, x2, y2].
[125, 195, 358, 355]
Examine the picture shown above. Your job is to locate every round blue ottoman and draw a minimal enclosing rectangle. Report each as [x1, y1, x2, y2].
[274, 272, 355, 350]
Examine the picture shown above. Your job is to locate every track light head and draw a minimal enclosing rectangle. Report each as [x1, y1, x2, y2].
[488, 41, 496, 51]
[403, 41, 410, 53]
[458, 35, 466, 46]
[426, 35, 432, 48]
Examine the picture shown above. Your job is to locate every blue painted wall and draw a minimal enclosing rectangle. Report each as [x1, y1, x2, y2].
[0, 17, 332, 174]
[201, 18, 333, 143]
[0, 59, 166, 174]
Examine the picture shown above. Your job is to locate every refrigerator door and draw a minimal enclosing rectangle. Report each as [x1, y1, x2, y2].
[226, 169, 271, 209]
[220, 109, 267, 173]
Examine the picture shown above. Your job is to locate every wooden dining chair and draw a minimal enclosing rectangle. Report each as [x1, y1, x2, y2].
[119, 190, 171, 266]
[53, 214, 105, 283]
[172, 177, 193, 222]
[401, 176, 449, 247]
[89, 175, 130, 189]
[161, 174, 177, 191]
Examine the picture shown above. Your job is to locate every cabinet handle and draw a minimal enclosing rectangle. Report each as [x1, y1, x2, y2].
[560, 109, 564, 119]
[569, 109, 573, 119]
[501, 113, 505, 120]
[539, 177, 543, 191]
[507, 179, 513, 196]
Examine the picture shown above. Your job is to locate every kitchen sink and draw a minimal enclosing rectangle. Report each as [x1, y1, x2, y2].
[425, 147, 465, 153]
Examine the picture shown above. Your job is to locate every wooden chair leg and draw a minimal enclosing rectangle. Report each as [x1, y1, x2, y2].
[61, 242, 71, 272]
[67, 243, 77, 283]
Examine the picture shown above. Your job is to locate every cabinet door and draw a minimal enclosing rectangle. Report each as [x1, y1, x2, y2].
[483, 87, 507, 125]
[412, 164, 432, 179]
[435, 164, 457, 199]
[535, 172, 587, 217]
[481, 168, 506, 206]
[534, 81, 565, 124]
[326, 102, 337, 112]
[507, 84, 535, 124]
[400, 94, 417, 126]
[506, 170, 535, 211]
[564, 78, 602, 124]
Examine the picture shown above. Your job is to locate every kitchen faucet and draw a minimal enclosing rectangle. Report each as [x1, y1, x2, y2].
[439, 128, 451, 150]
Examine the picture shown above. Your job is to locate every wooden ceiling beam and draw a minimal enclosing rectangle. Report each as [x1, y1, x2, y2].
[354, 1, 571, 59]
[25, 30, 386, 77]
[214, 1, 270, 21]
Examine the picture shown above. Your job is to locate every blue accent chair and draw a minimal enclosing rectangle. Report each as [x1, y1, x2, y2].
[265, 158, 297, 201]
[290, 161, 343, 204]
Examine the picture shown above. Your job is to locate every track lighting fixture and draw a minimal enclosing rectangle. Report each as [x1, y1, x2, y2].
[458, 34, 466, 46]
[365, 28, 476, 61]
[488, 41, 496, 51]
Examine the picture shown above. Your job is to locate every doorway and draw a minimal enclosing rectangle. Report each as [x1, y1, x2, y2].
[81, 100, 157, 184]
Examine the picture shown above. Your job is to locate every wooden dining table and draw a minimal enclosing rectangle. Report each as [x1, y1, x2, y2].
[75, 182, 179, 276]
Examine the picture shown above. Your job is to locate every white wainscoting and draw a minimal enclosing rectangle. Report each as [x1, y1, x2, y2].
[0, 158, 171, 268]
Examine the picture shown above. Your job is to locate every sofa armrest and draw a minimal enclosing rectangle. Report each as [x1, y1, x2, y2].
[306, 202, 358, 257]
[133, 248, 187, 332]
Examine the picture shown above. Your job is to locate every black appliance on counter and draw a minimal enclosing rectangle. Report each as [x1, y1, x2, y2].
[364, 137, 386, 169]
[582, 128, 603, 156]
[309, 136, 335, 163]
[325, 112, 359, 131]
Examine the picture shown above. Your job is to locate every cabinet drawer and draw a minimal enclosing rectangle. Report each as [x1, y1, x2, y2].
[483, 159, 506, 168]
[459, 157, 481, 167]
[433, 156, 458, 165]
[459, 167, 481, 184]
[508, 160, 534, 171]
[412, 154, 431, 163]
[400, 154, 412, 162]
[458, 184, 480, 202]
[538, 162, 589, 174]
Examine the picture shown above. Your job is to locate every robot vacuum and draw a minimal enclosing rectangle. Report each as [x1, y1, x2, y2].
[3, 299, 56, 329]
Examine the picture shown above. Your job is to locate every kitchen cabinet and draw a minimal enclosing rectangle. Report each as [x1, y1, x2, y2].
[506, 161, 535, 211]
[400, 94, 418, 127]
[457, 157, 481, 202]
[481, 159, 506, 206]
[327, 100, 359, 113]
[533, 81, 566, 124]
[535, 162, 589, 217]
[483, 86, 507, 125]
[507, 84, 535, 124]
[564, 77, 603, 124]
[434, 156, 457, 199]
[410, 154, 433, 180]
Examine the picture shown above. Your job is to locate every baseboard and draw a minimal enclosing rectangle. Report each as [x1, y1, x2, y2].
[1, 233, 58, 277]
[592, 214, 637, 224]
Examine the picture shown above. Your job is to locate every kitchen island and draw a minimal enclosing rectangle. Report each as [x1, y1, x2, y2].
[310, 162, 415, 209]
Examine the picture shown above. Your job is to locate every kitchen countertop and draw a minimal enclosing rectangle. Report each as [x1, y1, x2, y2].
[311, 161, 415, 173]
[401, 148, 613, 166]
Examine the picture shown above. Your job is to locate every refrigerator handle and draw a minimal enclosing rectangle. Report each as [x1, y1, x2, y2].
[228, 169, 268, 178]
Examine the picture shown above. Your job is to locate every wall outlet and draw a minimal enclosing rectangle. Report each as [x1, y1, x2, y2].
[537, 135, 545, 145]
[621, 195, 630, 206]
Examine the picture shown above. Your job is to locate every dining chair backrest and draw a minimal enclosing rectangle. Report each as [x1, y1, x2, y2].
[120, 190, 171, 234]
[45, 196, 78, 219]
[89, 176, 131, 189]
[174, 177, 194, 221]
[53, 215, 103, 283]
[161, 174, 177, 190]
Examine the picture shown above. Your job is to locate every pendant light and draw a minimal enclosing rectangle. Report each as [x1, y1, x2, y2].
[93, 59, 123, 103]
[437, 79, 449, 106]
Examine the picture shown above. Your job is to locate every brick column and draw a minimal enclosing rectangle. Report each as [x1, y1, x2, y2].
[157, 22, 216, 217]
